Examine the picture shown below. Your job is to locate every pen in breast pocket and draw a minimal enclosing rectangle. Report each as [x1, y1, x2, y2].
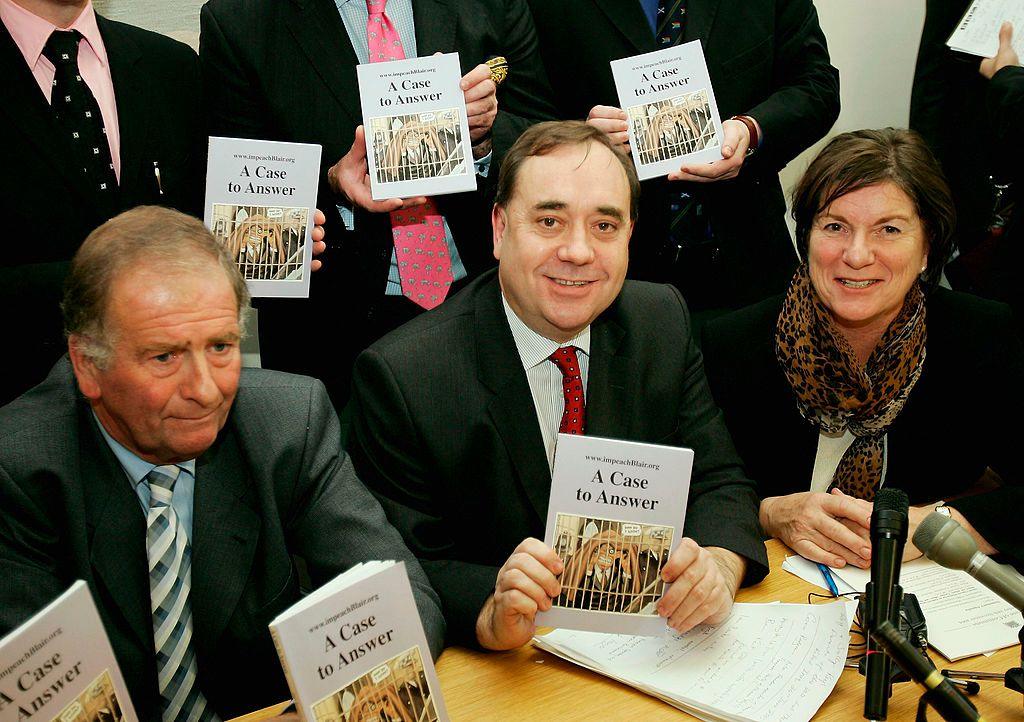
[815, 562, 840, 597]
[153, 161, 164, 196]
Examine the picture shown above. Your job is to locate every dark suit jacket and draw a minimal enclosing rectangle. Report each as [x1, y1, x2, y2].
[347, 270, 769, 645]
[526, 0, 840, 308]
[199, 0, 558, 406]
[0, 17, 204, 406]
[701, 289, 1024, 567]
[0, 360, 445, 721]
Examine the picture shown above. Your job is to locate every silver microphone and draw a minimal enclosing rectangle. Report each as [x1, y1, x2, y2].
[913, 512, 1024, 611]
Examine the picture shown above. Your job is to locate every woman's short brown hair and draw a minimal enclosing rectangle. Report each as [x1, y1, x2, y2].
[791, 128, 955, 287]
[495, 121, 641, 220]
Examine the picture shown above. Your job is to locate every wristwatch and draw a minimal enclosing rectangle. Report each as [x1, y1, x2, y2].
[934, 501, 952, 517]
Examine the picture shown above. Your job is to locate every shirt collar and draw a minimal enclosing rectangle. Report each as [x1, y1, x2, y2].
[0, 0, 107, 70]
[93, 411, 196, 486]
[501, 292, 591, 370]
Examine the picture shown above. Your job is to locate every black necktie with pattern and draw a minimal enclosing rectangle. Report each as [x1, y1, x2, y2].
[42, 30, 119, 214]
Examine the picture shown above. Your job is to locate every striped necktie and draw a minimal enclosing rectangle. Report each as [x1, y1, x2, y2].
[146, 465, 217, 722]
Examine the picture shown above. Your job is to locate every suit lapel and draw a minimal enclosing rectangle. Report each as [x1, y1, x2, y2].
[591, 0, 654, 55]
[284, 0, 362, 127]
[0, 22, 95, 207]
[80, 413, 154, 655]
[684, 0, 723, 45]
[98, 16, 145, 204]
[189, 424, 261, 659]
[413, 0, 457, 56]
[585, 310, 638, 440]
[475, 280, 551, 522]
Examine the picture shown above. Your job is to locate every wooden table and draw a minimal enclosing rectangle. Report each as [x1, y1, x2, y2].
[436, 540, 1023, 720]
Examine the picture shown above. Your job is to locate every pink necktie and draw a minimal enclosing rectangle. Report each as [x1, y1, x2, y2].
[367, 0, 454, 311]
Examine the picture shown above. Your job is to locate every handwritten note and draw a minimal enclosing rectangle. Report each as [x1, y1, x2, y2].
[535, 602, 853, 722]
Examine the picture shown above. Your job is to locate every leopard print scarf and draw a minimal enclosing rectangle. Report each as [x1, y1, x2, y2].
[774, 264, 927, 500]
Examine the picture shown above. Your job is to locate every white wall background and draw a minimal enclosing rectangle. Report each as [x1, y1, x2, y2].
[779, 1, 926, 228]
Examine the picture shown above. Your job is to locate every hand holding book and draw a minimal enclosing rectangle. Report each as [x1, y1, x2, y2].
[980, 21, 1020, 78]
[669, 118, 751, 182]
[475, 537, 563, 651]
[460, 62, 498, 153]
[327, 126, 429, 213]
[657, 541, 744, 634]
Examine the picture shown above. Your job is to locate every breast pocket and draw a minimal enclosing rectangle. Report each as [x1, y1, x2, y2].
[719, 35, 774, 82]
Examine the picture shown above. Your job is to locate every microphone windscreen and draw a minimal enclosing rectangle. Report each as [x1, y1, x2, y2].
[912, 511, 951, 554]
[874, 487, 909, 515]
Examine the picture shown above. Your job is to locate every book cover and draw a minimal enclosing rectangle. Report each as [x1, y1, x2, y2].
[269, 561, 448, 722]
[0, 581, 137, 722]
[536, 434, 693, 636]
[610, 40, 725, 181]
[357, 53, 477, 201]
[204, 137, 322, 298]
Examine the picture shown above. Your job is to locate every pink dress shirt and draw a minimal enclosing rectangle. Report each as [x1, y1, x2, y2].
[0, 0, 120, 181]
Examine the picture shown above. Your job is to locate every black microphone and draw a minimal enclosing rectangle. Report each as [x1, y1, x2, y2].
[871, 620, 982, 721]
[864, 487, 909, 721]
[913, 511, 1024, 611]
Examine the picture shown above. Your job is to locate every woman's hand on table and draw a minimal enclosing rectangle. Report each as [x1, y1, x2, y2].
[760, 489, 873, 569]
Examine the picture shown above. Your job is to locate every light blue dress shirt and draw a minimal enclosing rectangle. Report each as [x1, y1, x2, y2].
[95, 414, 196, 542]
[335, 0, 493, 295]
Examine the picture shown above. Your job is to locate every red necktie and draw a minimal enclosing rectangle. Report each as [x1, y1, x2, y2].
[366, 0, 454, 310]
[549, 347, 586, 435]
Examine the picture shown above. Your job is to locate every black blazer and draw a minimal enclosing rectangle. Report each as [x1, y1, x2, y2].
[199, 0, 558, 404]
[0, 16, 204, 405]
[526, 0, 840, 307]
[0, 361, 445, 721]
[347, 270, 769, 645]
[701, 289, 1024, 566]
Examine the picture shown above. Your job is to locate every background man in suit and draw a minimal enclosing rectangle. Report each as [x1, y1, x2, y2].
[0, 0, 208, 405]
[347, 122, 768, 650]
[527, 0, 840, 313]
[0, 207, 445, 721]
[200, 0, 558, 409]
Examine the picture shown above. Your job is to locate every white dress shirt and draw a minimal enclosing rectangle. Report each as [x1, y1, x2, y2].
[502, 294, 591, 471]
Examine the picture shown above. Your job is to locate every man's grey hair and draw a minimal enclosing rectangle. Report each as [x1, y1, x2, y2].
[62, 206, 252, 368]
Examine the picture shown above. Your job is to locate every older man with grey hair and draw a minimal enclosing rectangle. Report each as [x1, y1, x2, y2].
[0, 206, 444, 721]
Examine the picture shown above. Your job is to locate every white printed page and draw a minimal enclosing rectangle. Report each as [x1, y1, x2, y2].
[947, 0, 1024, 58]
[831, 559, 1020, 660]
[537, 602, 851, 722]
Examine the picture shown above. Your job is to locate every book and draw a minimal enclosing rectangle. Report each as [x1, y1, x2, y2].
[610, 40, 725, 181]
[269, 561, 448, 722]
[357, 53, 477, 201]
[204, 136, 322, 298]
[534, 601, 857, 722]
[0, 581, 137, 722]
[535, 433, 693, 635]
[947, 0, 1024, 59]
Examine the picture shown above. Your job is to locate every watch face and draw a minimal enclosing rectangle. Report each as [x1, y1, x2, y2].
[936, 505, 952, 517]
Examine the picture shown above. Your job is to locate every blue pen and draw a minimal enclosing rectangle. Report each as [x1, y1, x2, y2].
[815, 562, 840, 597]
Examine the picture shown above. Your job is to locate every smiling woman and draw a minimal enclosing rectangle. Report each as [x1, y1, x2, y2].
[701, 128, 1024, 572]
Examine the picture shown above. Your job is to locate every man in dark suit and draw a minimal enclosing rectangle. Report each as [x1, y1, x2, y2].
[0, 0, 206, 406]
[200, 0, 558, 409]
[526, 0, 840, 311]
[0, 208, 444, 721]
[347, 121, 768, 650]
